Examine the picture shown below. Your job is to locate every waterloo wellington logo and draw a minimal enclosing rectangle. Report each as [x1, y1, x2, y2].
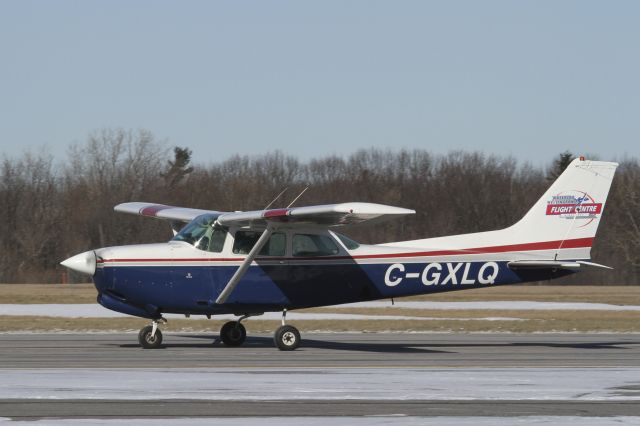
[546, 191, 602, 224]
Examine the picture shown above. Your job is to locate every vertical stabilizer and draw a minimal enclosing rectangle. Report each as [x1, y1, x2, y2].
[508, 158, 618, 260]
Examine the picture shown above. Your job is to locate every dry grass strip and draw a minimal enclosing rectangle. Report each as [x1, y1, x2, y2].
[1, 310, 639, 333]
[2, 283, 640, 333]
[2, 284, 640, 305]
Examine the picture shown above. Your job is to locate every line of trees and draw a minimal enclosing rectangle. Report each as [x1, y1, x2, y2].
[1, 128, 638, 284]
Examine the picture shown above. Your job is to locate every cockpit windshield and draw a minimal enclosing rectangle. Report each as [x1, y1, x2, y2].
[172, 214, 227, 252]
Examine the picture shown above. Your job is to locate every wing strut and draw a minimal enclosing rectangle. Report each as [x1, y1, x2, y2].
[215, 226, 273, 304]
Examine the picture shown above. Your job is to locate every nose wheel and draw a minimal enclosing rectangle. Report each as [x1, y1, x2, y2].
[274, 325, 300, 351]
[273, 309, 300, 351]
[138, 322, 163, 349]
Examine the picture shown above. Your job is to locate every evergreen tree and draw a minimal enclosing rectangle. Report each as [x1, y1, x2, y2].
[547, 151, 574, 181]
[162, 147, 194, 188]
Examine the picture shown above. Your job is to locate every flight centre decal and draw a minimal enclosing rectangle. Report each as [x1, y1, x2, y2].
[546, 191, 602, 226]
[384, 262, 499, 287]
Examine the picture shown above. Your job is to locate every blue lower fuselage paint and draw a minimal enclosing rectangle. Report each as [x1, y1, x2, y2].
[93, 260, 575, 318]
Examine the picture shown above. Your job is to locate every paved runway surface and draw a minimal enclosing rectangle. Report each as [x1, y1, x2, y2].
[2, 332, 640, 368]
[1, 332, 639, 420]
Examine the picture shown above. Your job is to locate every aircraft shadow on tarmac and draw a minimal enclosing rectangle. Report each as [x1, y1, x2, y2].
[116, 334, 639, 353]
[118, 335, 451, 353]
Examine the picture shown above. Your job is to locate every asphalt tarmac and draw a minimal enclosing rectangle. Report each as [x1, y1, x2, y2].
[1, 332, 639, 420]
[3, 332, 640, 368]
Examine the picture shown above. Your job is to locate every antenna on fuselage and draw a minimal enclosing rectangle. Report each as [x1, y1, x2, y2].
[263, 187, 289, 210]
[287, 186, 309, 208]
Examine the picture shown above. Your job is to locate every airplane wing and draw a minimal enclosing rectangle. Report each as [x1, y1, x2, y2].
[114, 202, 221, 223]
[217, 202, 415, 228]
[115, 202, 414, 227]
[213, 203, 414, 304]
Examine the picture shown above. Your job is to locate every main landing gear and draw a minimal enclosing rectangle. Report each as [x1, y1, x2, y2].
[273, 309, 300, 351]
[138, 318, 166, 349]
[219, 315, 248, 347]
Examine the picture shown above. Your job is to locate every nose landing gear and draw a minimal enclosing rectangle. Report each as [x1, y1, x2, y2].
[274, 325, 300, 351]
[138, 318, 166, 349]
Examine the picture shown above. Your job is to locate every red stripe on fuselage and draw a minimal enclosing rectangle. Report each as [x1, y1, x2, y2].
[97, 237, 593, 264]
[351, 237, 594, 260]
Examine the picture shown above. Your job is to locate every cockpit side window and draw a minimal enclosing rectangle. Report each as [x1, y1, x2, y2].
[208, 226, 227, 253]
[232, 230, 286, 256]
[196, 225, 227, 253]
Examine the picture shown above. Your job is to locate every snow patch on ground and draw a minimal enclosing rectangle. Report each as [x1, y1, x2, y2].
[1, 368, 639, 401]
[0, 304, 523, 321]
[1, 417, 639, 426]
[3, 299, 638, 320]
[335, 301, 640, 311]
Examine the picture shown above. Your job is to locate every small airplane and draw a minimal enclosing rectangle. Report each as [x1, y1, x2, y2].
[61, 157, 618, 350]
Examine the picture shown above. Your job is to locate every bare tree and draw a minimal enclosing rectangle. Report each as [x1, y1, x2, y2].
[0, 141, 637, 285]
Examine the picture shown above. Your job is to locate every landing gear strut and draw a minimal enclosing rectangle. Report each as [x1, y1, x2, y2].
[138, 318, 166, 349]
[274, 309, 300, 351]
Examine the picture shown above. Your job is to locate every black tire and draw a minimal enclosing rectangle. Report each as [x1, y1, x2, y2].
[138, 325, 163, 349]
[220, 321, 247, 347]
[274, 325, 300, 351]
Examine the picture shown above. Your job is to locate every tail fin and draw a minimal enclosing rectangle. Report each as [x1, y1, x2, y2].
[510, 157, 618, 260]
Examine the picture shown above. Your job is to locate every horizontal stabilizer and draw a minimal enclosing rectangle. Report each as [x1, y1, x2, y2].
[507, 260, 581, 270]
[576, 260, 613, 270]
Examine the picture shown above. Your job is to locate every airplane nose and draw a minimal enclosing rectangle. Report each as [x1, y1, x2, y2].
[61, 250, 97, 276]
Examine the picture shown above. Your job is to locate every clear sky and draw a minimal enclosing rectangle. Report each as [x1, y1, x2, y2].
[1, 1, 638, 165]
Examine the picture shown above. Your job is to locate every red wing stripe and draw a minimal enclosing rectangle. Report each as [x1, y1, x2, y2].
[263, 208, 290, 219]
[139, 205, 173, 217]
[98, 237, 593, 263]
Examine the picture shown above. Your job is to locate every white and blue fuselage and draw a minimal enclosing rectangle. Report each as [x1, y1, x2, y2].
[85, 227, 586, 320]
[60, 158, 618, 350]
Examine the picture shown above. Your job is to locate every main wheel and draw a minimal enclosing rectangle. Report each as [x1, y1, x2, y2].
[220, 321, 247, 347]
[274, 325, 300, 351]
[138, 325, 163, 349]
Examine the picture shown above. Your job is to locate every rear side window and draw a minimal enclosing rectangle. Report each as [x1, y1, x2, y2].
[262, 232, 286, 256]
[233, 231, 286, 256]
[293, 234, 339, 257]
